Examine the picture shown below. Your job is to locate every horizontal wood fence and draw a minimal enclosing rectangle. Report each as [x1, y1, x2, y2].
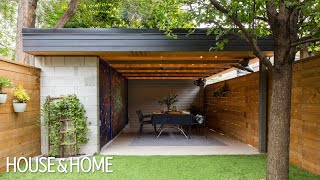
[205, 72, 260, 148]
[205, 55, 320, 175]
[0, 58, 41, 173]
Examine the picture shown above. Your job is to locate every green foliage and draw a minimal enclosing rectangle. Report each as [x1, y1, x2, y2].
[178, 0, 320, 52]
[158, 94, 179, 110]
[213, 82, 230, 97]
[37, 0, 193, 29]
[13, 84, 30, 103]
[0, 76, 13, 93]
[42, 95, 88, 157]
[120, 0, 194, 29]
[0, 0, 17, 59]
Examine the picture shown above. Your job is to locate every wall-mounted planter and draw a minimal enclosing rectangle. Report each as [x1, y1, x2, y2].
[0, 93, 8, 104]
[13, 102, 27, 113]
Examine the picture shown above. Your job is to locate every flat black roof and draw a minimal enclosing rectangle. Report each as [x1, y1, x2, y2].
[22, 28, 274, 52]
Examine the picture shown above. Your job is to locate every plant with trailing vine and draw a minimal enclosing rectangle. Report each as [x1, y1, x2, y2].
[42, 94, 88, 157]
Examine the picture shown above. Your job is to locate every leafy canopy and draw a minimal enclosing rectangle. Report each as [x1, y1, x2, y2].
[0, 0, 193, 59]
[181, 0, 320, 52]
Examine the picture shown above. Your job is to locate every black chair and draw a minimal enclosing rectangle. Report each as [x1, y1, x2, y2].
[136, 110, 152, 136]
[193, 115, 207, 138]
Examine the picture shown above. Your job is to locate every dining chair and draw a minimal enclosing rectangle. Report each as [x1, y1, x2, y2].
[193, 114, 207, 138]
[136, 110, 152, 137]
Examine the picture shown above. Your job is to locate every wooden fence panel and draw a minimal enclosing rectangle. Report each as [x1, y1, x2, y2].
[0, 58, 41, 173]
[205, 55, 320, 175]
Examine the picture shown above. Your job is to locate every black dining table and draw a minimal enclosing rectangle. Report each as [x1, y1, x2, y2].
[151, 113, 194, 139]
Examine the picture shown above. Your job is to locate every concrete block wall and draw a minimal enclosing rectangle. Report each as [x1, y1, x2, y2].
[34, 56, 99, 156]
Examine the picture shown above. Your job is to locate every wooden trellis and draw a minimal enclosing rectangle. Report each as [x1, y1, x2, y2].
[48, 96, 77, 157]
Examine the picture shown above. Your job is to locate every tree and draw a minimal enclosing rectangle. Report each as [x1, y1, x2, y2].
[15, 0, 38, 64]
[0, 0, 17, 59]
[15, 0, 80, 64]
[178, 0, 319, 179]
[1, 0, 192, 61]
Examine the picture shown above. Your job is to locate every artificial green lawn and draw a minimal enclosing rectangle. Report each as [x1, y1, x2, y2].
[0, 155, 319, 180]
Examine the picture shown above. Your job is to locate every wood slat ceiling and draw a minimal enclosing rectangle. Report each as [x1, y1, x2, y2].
[29, 50, 273, 80]
[100, 51, 273, 80]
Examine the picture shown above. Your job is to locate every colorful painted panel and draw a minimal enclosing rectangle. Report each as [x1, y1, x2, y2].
[99, 60, 128, 148]
[99, 61, 112, 148]
[111, 71, 127, 138]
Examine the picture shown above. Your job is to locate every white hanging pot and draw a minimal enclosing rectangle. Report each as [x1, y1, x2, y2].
[13, 102, 27, 113]
[0, 93, 8, 104]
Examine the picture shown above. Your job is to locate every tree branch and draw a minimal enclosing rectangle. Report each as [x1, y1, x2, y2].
[53, 0, 79, 28]
[291, 38, 320, 47]
[254, 16, 268, 23]
[209, 0, 273, 70]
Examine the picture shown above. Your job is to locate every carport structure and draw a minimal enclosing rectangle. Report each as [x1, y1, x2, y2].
[23, 28, 273, 80]
[22, 28, 273, 154]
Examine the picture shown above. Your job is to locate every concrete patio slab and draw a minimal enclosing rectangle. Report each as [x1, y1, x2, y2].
[100, 128, 260, 155]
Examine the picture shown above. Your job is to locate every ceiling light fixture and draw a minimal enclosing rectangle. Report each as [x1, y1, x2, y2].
[214, 56, 218, 58]
[200, 56, 203, 59]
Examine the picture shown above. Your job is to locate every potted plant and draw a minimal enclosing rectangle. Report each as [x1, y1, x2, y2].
[0, 77, 13, 104]
[158, 94, 178, 111]
[13, 85, 30, 112]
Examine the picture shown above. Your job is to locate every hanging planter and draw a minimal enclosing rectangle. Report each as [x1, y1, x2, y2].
[0, 77, 13, 104]
[0, 94, 8, 104]
[12, 85, 30, 113]
[13, 102, 27, 112]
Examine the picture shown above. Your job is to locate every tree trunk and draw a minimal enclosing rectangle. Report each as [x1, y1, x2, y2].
[15, 0, 38, 65]
[267, 61, 293, 180]
[53, 0, 79, 28]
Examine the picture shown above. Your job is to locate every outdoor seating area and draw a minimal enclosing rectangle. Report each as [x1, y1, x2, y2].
[1, 1, 320, 179]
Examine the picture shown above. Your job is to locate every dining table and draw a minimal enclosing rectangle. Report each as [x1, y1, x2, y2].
[151, 113, 194, 139]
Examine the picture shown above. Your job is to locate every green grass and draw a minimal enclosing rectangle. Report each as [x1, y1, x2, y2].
[0, 155, 319, 180]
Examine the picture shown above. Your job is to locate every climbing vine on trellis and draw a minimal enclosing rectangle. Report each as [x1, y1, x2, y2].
[42, 94, 88, 157]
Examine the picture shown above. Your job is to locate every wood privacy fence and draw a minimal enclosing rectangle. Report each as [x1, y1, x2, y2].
[0, 58, 41, 173]
[205, 55, 320, 175]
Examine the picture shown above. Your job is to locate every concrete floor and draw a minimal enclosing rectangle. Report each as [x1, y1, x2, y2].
[100, 128, 259, 156]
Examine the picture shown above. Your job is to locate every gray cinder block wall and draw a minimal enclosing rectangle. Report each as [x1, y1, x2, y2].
[34, 56, 99, 156]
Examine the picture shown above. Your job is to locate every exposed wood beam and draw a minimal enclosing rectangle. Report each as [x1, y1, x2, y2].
[101, 56, 243, 61]
[110, 64, 233, 68]
[105, 60, 240, 64]
[123, 74, 210, 77]
[101, 51, 273, 58]
[26, 51, 274, 58]
[121, 71, 216, 74]
[115, 67, 228, 70]
[126, 77, 198, 80]
[117, 69, 220, 73]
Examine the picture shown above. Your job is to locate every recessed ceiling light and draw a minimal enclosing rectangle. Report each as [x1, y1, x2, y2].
[192, 64, 195, 65]
[200, 56, 203, 59]
[214, 56, 218, 58]
[204, 64, 206, 65]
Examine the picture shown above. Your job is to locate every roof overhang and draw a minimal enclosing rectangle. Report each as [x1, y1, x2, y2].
[22, 28, 274, 80]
